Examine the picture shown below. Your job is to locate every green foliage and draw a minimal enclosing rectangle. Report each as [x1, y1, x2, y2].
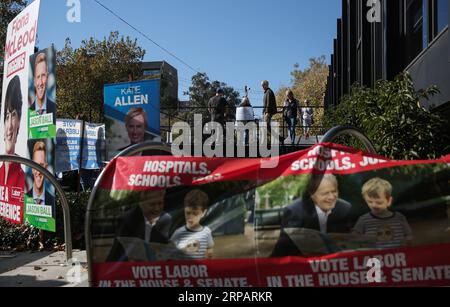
[256, 175, 310, 210]
[54, 192, 90, 249]
[57, 31, 145, 123]
[325, 72, 450, 159]
[0, 220, 40, 251]
[184, 72, 240, 121]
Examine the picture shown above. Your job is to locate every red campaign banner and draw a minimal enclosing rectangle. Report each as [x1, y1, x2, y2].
[0, 163, 25, 224]
[99, 143, 450, 191]
[93, 244, 450, 287]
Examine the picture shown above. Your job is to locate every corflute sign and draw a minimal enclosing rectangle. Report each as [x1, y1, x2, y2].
[104, 80, 161, 160]
[0, 0, 41, 225]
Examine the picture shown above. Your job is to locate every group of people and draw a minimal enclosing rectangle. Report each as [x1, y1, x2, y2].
[107, 189, 214, 262]
[283, 91, 314, 143]
[271, 175, 413, 257]
[207, 80, 315, 145]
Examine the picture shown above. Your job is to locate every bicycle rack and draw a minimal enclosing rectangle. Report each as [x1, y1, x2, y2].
[0, 155, 73, 262]
[85, 142, 172, 286]
[322, 125, 376, 154]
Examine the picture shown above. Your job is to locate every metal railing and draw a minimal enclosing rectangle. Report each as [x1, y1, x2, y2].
[0, 155, 73, 262]
[160, 105, 327, 146]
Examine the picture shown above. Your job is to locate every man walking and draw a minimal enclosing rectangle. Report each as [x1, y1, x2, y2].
[262, 80, 277, 141]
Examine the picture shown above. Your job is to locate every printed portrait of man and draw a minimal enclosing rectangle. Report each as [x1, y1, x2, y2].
[30, 52, 56, 121]
[26, 141, 55, 214]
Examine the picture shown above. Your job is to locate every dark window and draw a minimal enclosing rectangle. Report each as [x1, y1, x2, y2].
[436, 0, 448, 33]
[356, 0, 363, 84]
[406, 0, 424, 62]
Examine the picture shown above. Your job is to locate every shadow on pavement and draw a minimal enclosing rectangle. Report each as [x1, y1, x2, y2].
[0, 274, 67, 287]
[0, 252, 53, 275]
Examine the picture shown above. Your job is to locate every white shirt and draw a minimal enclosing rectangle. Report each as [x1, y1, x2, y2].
[315, 206, 332, 234]
[301, 107, 312, 121]
[144, 216, 161, 243]
[32, 183, 46, 205]
[34, 97, 48, 115]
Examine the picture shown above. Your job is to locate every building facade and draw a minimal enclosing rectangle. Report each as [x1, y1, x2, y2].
[142, 61, 179, 107]
[325, 0, 450, 116]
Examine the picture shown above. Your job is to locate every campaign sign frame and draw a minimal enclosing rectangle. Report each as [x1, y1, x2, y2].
[86, 143, 450, 287]
[28, 46, 57, 139]
[0, 0, 41, 225]
[104, 80, 161, 161]
[56, 119, 83, 173]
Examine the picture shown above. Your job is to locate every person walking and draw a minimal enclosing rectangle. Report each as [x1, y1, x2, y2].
[261, 80, 277, 141]
[301, 99, 314, 139]
[284, 90, 299, 144]
[208, 88, 228, 127]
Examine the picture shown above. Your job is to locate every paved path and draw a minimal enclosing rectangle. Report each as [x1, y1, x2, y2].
[0, 250, 88, 287]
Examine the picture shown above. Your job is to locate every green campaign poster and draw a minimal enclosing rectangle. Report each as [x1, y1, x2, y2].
[24, 195, 55, 232]
[28, 46, 56, 139]
[28, 108, 56, 139]
[24, 138, 57, 233]
[26, 45, 57, 232]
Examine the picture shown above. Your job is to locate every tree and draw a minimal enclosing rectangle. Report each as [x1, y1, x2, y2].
[325, 72, 450, 160]
[57, 31, 145, 122]
[184, 72, 240, 122]
[275, 56, 329, 136]
[0, 0, 26, 99]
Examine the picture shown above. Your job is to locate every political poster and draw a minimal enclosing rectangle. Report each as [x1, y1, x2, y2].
[0, 0, 41, 225]
[82, 123, 105, 170]
[87, 143, 450, 287]
[56, 119, 83, 173]
[104, 80, 161, 160]
[24, 138, 56, 232]
[28, 46, 57, 139]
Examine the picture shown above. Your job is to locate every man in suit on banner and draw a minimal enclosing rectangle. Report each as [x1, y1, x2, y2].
[30, 52, 56, 122]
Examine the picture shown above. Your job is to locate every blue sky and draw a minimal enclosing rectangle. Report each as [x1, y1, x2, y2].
[34, 0, 342, 105]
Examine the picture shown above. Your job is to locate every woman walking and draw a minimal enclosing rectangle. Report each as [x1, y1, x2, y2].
[284, 90, 299, 144]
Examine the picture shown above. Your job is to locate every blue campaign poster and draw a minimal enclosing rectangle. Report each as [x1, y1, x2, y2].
[82, 123, 105, 170]
[104, 80, 161, 160]
[55, 119, 83, 172]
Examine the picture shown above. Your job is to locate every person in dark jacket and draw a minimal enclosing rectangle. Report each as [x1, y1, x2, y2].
[283, 89, 299, 144]
[208, 88, 228, 126]
[106, 190, 172, 262]
[30, 52, 56, 123]
[271, 174, 352, 257]
[261, 80, 277, 141]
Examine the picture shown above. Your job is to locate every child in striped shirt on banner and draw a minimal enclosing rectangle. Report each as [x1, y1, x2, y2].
[171, 190, 215, 260]
[352, 178, 413, 249]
